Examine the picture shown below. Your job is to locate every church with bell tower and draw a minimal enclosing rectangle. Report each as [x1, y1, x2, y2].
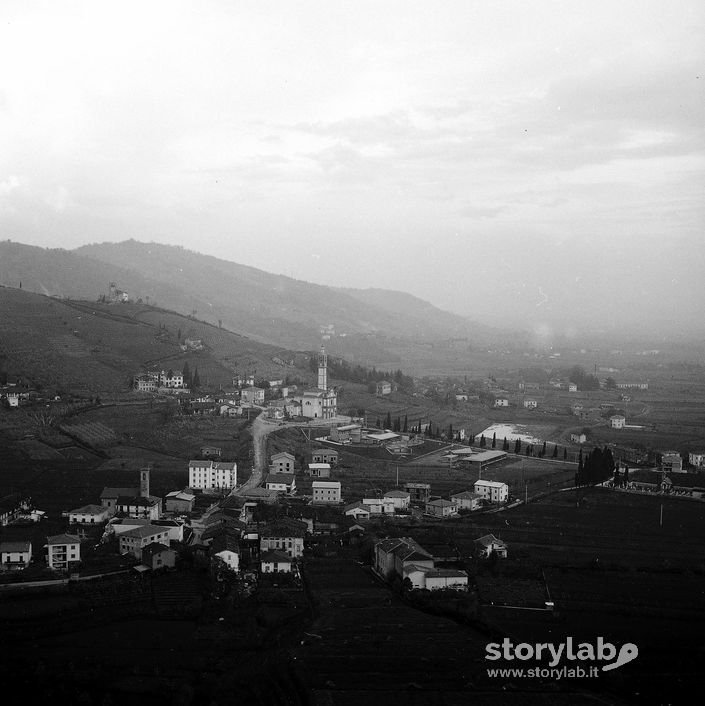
[296, 345, 337, 419]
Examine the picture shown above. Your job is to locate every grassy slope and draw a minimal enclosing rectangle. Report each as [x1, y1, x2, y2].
[0, 287, 300, 393]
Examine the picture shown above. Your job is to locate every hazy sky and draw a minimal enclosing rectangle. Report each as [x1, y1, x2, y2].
[1, 1, 704, 335]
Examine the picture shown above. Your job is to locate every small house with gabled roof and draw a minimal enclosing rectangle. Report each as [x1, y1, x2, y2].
[260, 549, 293, 573]
[474, 533, 508, 559]
[0, 540, 32, 571]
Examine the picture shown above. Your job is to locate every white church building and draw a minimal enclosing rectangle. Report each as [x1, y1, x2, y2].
[296, 346, 337, 420]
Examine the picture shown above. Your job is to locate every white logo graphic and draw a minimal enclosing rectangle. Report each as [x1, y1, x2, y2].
[486, 637, 638, 672]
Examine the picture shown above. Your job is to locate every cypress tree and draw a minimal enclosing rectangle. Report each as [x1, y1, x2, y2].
[492, 432, 497, 449]
[192, 367, 200, 389]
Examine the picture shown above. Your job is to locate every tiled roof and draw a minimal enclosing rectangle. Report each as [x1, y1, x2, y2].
[474, 533, 506, 547]
[100, 487, 138, 499]
[260, 549, 292, 564]
[0, 540, 31, 553]
[120, 525, 169, 539]
[47, 533, 81, 545]
[69, 504, 106, 514]
[116, 496, 159, 507]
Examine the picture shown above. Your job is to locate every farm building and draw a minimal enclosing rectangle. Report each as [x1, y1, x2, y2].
[365, 431, 400, 446]
[165, 491, 196, 514]
[330, 424, 362, 444]
[456, 449, 507, 472]
[570, 433, 587, 444]
[404, 566, 469, 591]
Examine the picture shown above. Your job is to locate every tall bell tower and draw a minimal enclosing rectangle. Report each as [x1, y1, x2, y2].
[140, 467, 150, 498]
[317, 346, 328, 391]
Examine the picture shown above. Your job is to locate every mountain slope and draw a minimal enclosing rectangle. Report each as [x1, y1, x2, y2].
[0, 286, 298, 393]
[0, 239, 484, 356]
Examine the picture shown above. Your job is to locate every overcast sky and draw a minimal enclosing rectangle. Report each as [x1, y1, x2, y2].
[1, 1, 704, 336]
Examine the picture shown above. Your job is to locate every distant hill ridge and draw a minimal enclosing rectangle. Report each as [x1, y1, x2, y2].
[0, 239, 485, 351]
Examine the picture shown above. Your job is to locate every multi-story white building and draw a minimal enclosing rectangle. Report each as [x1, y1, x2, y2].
[188, 460, 237, 490]
[159, 370, 184, 388]
[312, 481, 341, 504]
[241, 387, 265, 405]
[688, 452, 705, 469]
[46, 534, 81, 571]
[610, 415, 626, 429]
[119, 525, 172, 560]
[473, 480, 508, 504]
[383, 490, 411, 510]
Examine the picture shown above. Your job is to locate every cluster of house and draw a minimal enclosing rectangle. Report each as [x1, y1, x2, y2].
[614, 467, 705, 499]
[260, 451, 343, 504]
[343, 480, 509, 522]
[372, 532, 508, 592]
[133, 370, 187, 393]
[133, 346, 339, 421]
